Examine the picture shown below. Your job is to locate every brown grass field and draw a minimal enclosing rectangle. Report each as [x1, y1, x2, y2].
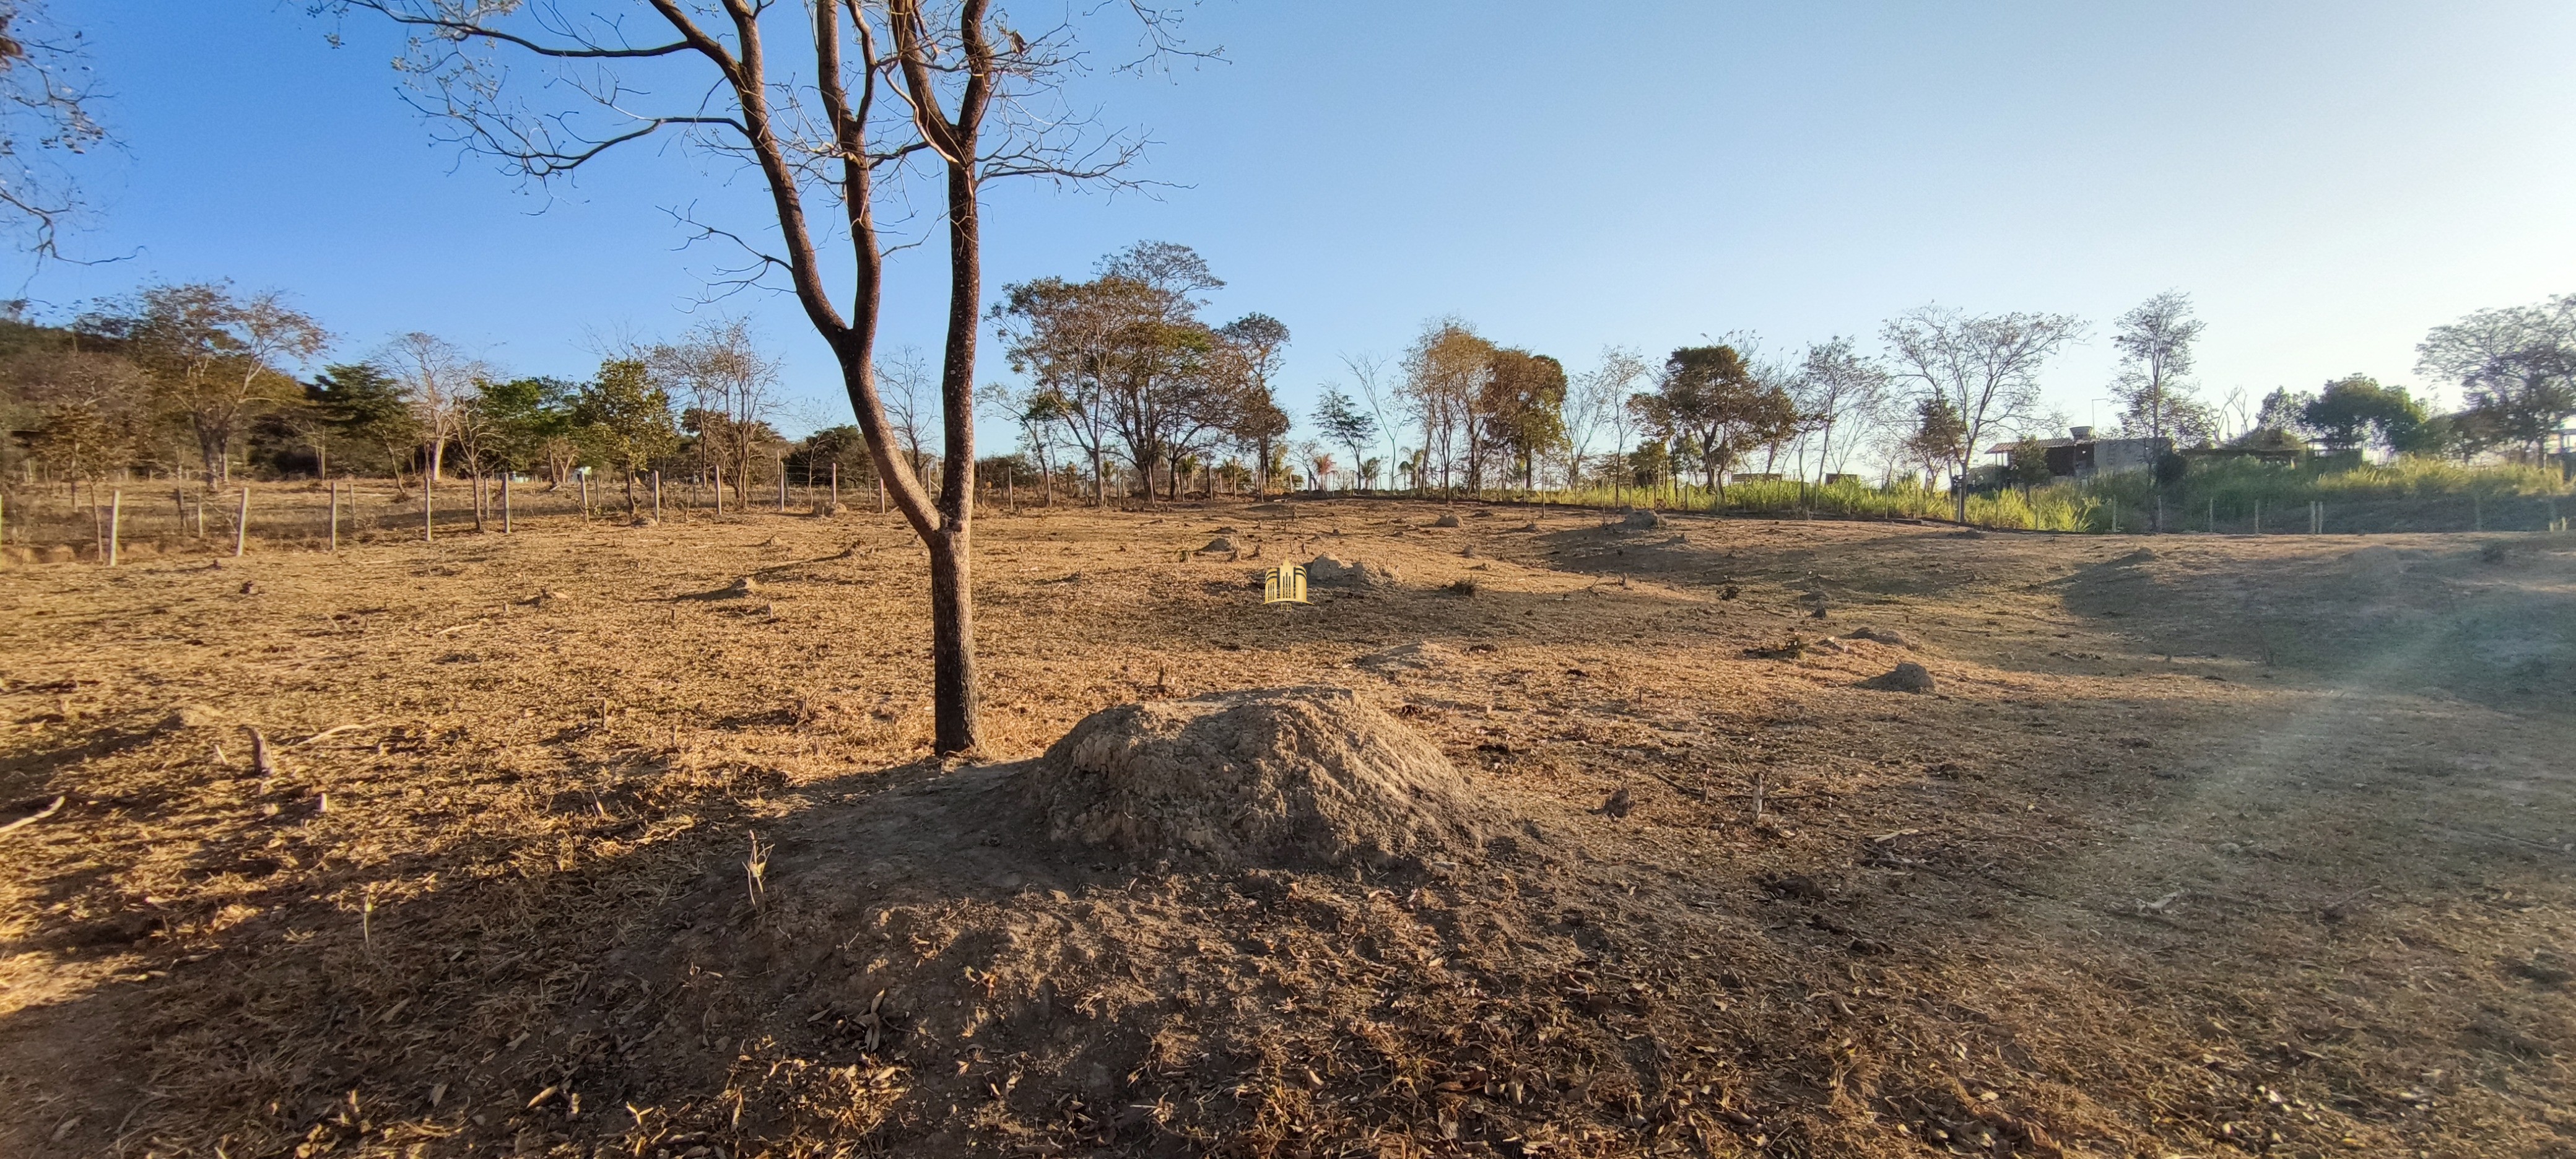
[1, 495, 2571, 1158]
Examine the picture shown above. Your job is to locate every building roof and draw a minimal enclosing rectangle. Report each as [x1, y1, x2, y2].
[1982, 434, 2169, 454]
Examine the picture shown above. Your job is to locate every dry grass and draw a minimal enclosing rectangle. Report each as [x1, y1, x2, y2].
[2, 497, 2572, 1157]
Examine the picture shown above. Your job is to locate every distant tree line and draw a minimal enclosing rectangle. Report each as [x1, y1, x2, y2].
[978, 284, 2568, 518]
[0, 282, 920, 513]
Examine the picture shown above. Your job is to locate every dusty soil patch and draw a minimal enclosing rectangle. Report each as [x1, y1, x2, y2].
[1, 500, 2572, 1158]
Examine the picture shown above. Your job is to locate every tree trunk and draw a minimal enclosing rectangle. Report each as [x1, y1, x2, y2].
[926, 529, 979, 752]
[928, 147, 985, 756]
[198, 419, 228, 488]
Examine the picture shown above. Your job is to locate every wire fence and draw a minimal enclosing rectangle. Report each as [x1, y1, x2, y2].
[6, 471, 2572, 566]
[0, 472, 901, 565]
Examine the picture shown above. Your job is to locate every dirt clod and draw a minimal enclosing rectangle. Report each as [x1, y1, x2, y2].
[1018, 686, 1497, 870]
[1432, 513, 1463, 527]
[1305, 554, 1399, 588]
[1863, 661, 1937, 693]
[1624, 510, 1664, 529]
[1356, 642, 1463, 672]
[1847, 626, 1915, 649]
[159, 705, 222, 731]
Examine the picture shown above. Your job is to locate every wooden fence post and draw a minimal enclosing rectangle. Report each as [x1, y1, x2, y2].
[329, 480, 340, 552]
[107, 489, 120, 566]
[777, 451, 788, 513]
[424, 477, 435, 543]
[235, 486, 251, 557]
[502, 474, 512, 534]
[652, 471, 663, 521]
[829, 462, 839, 513]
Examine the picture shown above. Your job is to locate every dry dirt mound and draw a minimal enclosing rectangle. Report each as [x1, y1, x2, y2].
[1861, 661, 1936, 693]
[1355, 640, 1464, 673]
[1305, 553, 1400, 588]
[1017, 686, 1495, 871]
[1624, 509, 1665, 529]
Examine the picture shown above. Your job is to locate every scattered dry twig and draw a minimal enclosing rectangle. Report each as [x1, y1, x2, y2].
[0, 795, 65, 837]
[292, 723, 375, 747]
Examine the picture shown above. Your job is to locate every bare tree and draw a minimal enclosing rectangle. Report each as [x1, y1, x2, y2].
[15, 344, 149, 484]
[379, 331, 479, 484]
[0, 1, 109, 260]
[324, 0, 1198, 753]
[1794, 337, 1892, 484]
[1341, 351, 1401, 487]
[1216, 312, 1289, 493]
[1880, 306, 2084, 522]
[76, 284, 330, 486]
[1565, 346, 1648, 492]
[2108, 290, 2207, 446]
[879, 347, 936, 488]
[1399, 318, 1493, 494]
[651, 318, 782, 506]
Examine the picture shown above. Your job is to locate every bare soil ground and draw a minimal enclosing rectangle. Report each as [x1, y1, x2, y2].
[2, 497, 2572, 1158]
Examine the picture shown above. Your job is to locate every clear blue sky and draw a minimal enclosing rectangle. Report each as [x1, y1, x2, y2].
[33, 1, 2576, 445]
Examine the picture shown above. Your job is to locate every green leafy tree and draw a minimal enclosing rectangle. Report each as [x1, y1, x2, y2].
[572, 358, 679, 512]
[1905, 397, 1970, 491]
[2417, 291, 2576, 459]
[1310, 388, 1378, 491]
[309, 362, 422, 483]
[1632, 344, 1796, 497]
[472, 375, 579, 482]
[2298, 375, 2426, 454]
[1480, 348, 1567, 492]
[1627, 438, 1671, 494]
[2004, 437, 2055, 492]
